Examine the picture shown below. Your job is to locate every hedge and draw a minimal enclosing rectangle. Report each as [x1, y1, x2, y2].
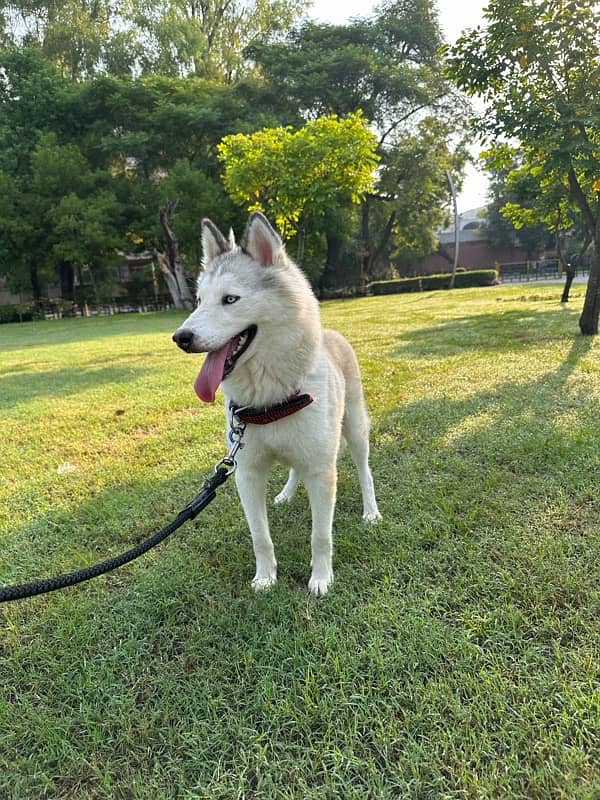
[0, 304, 35, 324]
[369, 269, 498, 295]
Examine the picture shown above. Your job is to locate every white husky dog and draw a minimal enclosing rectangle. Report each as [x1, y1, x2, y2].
[173, 212, 381, 595]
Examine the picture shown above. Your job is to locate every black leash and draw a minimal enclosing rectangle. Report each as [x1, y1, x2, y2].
[0, 468, 229, 603]
[0, 420, 247, 604]
[0, 391, 315, 604]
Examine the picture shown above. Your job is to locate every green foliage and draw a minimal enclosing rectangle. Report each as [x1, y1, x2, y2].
[0, 1, 469, 300]
[157, 160, 238, 265]
[0, 125, 123, 299]
[131, 0, 309, 80]
[370, 269, 498, 295]
[480, 145, 549, 259]
[218, 113, 379, 239]
[72, 74, 274, 255]
[0, 303, 34, 323]
[446, 0, 599, 154]
[249, 3, 468, 284]
[375, 116, 468, 271]
[0, 55, 271, 298]
[51, 190, 122, 268]
[0, 0, 309, 80]
[446, 0, 600, 333]
[249, 8, 445, 130]
[0, 47, 75, 171]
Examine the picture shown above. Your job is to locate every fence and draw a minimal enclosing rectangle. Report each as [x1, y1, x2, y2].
[496, 258, 589, 283]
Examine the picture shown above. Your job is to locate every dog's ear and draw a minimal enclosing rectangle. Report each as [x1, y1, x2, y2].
[201, 218, 231, 264]
[240, 212, 284, 267]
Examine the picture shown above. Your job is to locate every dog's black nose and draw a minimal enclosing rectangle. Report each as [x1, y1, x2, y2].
[172, 328, 194, 351]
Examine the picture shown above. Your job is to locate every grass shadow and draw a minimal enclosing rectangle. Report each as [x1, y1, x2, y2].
[394, 306, 582, 358]
[0, 362, 162, 408]
[0, 310, 184, 352]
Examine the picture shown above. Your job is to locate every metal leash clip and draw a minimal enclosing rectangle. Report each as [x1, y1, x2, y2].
[216, 413, 247, 476]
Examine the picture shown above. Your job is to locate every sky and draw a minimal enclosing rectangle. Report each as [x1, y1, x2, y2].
[308, 0, 489, 212]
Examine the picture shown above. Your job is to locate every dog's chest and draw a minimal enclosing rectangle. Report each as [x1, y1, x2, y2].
[243, 414, 311, 464]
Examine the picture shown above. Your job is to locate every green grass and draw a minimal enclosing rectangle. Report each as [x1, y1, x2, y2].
[1, 284, 599, 799]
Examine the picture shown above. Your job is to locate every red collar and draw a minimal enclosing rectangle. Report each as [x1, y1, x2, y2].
[230, 392, 314, 425]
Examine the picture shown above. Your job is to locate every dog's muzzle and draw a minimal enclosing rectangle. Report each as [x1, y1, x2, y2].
[172, 328, 195, 352]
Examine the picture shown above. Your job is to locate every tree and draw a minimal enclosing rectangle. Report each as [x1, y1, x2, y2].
[482, 144, 591, 303]
[249, 2, 468, 285]
[481, 146, 549, 259]
[447, 0, 600, 334]
[130, 0, 308, 80]
[363, 115, 467, 279]
[51, 190, 123, 304]
[249, 5, 445, 130]
[0, 0, 140, 78]
[0, 52, 256, 303]
[0, 0, 308, 80]
[218, 113, 379, 270]
[0, 50, 83, 299]
[158, 158, 237, 264]
[153, 200, 194, 310]
[79, 76, 266, 306]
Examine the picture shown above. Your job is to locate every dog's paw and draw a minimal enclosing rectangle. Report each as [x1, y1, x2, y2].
[363, 509, 382, 524]
[308, 572, 333, 597]
[251, 574, 277, 592]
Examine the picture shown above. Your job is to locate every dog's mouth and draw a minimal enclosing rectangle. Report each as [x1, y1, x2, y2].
[194, 325, 257, 403]
[222, 325, 257, 378]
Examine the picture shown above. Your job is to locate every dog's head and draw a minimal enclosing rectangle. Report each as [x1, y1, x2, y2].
[172, 212, 291, 402]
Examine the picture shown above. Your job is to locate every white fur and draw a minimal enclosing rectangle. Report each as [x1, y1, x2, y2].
[175, 212, 381, 595]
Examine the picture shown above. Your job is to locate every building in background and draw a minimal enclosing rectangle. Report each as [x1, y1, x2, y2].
[411, 207, 528, 275]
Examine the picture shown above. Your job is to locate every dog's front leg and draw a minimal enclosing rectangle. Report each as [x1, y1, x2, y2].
[236, 465, 277, 591]
[304, 466, 337, 596]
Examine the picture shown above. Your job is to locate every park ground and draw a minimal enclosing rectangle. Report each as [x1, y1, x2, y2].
[0, 283, 599, 799]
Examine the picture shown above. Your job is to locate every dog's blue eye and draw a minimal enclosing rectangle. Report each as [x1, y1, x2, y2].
[223, 295, 240, 305]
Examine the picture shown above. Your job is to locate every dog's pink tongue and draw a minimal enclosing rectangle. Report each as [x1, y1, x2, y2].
[194, 344, 229, 403]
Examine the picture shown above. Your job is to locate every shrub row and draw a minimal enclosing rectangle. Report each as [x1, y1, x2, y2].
[320, 286, 368, 300]
[369, 269, 498, 295]
[0, 304, 36, 324]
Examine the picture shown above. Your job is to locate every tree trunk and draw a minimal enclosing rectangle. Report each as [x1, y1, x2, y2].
[578, 213, 600, 335]
[360, 199, 372, 281]
[29, 263, 42, 304]
[563, 233, 592, 303]
[319, 233, 344, 294]
[58, 261, 74, 301]
[560, 267, 576, 303]
[87, 264, 101, 308]
[436, 243, 454, 265]
[369, 210, 396, 279]
[154, 250, 185, 306]
[156, 200, 194, 310]
[579, 242, 600, 334]
[566, 166, 598, 334]
[296, 226, 306, 267]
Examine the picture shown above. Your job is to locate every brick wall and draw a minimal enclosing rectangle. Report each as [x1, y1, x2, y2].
[408, 240, 529, 275]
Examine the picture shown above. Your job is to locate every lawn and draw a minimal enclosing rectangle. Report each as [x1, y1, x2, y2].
[1, 284, 599, 799]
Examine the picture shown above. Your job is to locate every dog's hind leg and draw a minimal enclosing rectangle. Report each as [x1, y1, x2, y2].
[274, 468, 299, 505]
[236, 466, 277, 590]
[343, 400, 382, 523]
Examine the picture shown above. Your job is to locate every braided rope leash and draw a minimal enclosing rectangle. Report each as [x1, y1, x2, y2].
[0, 423, 246, 603]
